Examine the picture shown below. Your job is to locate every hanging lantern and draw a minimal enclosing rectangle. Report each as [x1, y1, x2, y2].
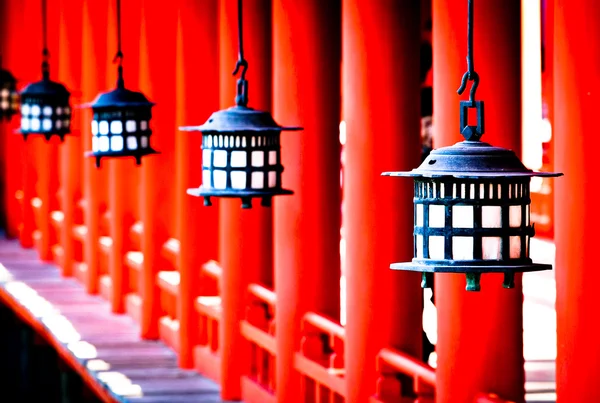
[181, 0, 301, 209]
[382, 0, 562, 291]
[85, 0, 157, 167]
[19, 0, 71, 141]
[0, 63, 19, 121]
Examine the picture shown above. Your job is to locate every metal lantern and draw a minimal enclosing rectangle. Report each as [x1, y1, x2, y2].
[382, 0, 562, 291]
[181, 0, 301, 209]
[182, 106, 300, 208]
[20, 0, 71, 141]
[85, 0, 157, 167]
[0, 65, 19, 121]
[20, 73, 71, 141]
[86, 78, 156, 167]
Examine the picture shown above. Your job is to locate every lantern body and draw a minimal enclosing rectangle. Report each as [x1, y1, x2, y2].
[410, 177, 532, 265]
[182, 106, 301, 208]
[86, 87, 156, 167]
[383, 140, 562, 290]
[20, 79, 71, 141]
[0, 69, 19, 121]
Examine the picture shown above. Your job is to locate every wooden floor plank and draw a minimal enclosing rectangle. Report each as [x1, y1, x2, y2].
[0, 237, 230, 403]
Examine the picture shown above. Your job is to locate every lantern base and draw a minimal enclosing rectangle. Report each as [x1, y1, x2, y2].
[86, 148, 160, 168]
[392, 260, 551, 291]
[187, 187, 293, 209]
[18, 130, 69, 142]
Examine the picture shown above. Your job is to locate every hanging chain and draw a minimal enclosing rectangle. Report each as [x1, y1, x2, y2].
[41, 0, 50, 79]
[457, 0, 479, 102]
[232, 0, 248, 106]
[113, 0, 125, 88]
[457, 0, 484, 141]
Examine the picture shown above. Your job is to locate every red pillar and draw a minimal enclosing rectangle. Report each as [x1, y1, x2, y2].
[1, 0, 26, 239]
[137, 0, 177, 338]
[273, 1, 342, 401]
[56, 0, 83, 276]
[554, 1, 600, 401]
[433, 1, 525, 402]
[175, 0, 219, 369]
[81, 0, 110, 294]
[343, 2, 423, 402]
[106, 0, 142, 313]
[31, 0, 60, 261]
[218, 1, 273, 399]
[19, 0, 44, 249]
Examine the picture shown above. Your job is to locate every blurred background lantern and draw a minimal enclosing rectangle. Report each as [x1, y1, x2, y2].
[19, 0, 71, 141]
[0, 59, 19, 121]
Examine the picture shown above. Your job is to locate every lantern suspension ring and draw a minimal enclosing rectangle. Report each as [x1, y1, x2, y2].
[180, 0, 302, 209]
[85, 0, 158, 168]
[19, 0, 72, 141]
[381, 0, 562, 291]
[0, 54, 19, 122]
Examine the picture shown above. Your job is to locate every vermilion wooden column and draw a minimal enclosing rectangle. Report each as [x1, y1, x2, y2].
[218, 1, 273, 399]
[56, 0, 83, 276]
[106, 0, 141, 313]
[554, 1, 600, 401]
[81, 0, 109, 294]
[1, 0, 25, 239]
[433, 1, 524, 402]
[343, 2, 422, 402]
[19, 0, 44, 249]
[138, 0, 177, 339]
[273, 1, 342, 401]
[175, 0, 219, 369]
[31, 0, 60, 262]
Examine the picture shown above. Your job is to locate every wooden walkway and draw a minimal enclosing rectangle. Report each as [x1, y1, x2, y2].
[0, 237, 229, 403]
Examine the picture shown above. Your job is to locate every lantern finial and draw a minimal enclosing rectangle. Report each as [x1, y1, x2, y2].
[456, 0, 485, 142]
[232, 0, 249, 107]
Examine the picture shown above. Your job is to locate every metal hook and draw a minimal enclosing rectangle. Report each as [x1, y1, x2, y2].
[112, 51, 123, 65]
[457, 70, 479, 104]
[232, 58, 248, 81]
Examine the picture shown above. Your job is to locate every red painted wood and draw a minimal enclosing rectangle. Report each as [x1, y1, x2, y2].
[433, 1, 525, 402]
[554, 0, 600, 401]
[137, 0, 177, 339]
[343, 1, 423, 401]
[218, 1, 273, 399]
[56, 0, 83, 277]
[175, 0, 219, 369]
[0, 0, 25, 240]
[81, 0, 110, 294]
[273, 1, 342, 401]
[106, 0, 142, 314]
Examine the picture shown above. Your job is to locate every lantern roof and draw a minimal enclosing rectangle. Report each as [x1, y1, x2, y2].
[383, 140, 563, 179]
[180, 105, 302, 133]
[90, 86, 154, 109]
[20, 77, 70, 98]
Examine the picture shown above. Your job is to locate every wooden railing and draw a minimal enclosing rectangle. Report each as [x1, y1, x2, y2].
[294, 312, 346, 402]
[371, 347, 435, 403]
[193, 260, 223, 382]
[474, 393, 516, 403]
[240, 283, 277, 402]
